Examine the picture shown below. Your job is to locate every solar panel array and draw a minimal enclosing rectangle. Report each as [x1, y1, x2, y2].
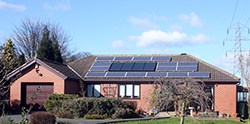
[85, 72, 210, 78]
[85, 56, 210, 78]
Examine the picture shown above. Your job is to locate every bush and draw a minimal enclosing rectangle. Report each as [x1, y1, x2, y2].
[45, 94, 79, 114]
[0, 116, 15, 124]
[57, 111, 74, 119]
[30, 112, 56, 124]
[112, 108, 141, 119]
[61, 97, 127, 118]
[84, 114, 108, 119]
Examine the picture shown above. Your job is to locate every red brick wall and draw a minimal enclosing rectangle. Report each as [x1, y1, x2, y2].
[10, 64, 65, 106]
[98, 83, 154, 113]
[65, 79, 80, 94]
[214, 83, 237, 116]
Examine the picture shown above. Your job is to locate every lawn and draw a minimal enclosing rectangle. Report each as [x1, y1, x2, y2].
[119, 117, 247, 124]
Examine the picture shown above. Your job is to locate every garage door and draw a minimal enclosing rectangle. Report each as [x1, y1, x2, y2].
[21, 83, 53, 110]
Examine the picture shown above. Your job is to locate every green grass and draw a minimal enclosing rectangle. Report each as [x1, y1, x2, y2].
[119, 117, 246, 124]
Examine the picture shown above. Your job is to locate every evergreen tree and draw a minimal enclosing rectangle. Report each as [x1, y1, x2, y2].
[2, 39, 17, 71]
[51, 33, 63, 63]
[37, 26, 55, 61]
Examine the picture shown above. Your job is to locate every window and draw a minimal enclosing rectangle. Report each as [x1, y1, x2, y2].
[87, 84, 101, 97]
[119, 84, 140, 99]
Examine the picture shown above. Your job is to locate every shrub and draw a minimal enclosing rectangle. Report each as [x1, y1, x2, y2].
[45, 94, 79, 114]
[84, 114, 108, 119]
[30, 112, 56, 124]
[57, 111, 74, 119]
[112, 108, 141, 119]
[0, 117, 15, 124]
[61, 97, 126, 118]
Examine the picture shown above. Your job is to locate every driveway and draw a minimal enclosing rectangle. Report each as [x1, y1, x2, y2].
[3, 114, 169, 124]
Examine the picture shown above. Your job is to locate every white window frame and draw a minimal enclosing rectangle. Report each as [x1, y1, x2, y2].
[119, 84, 140, 99]
[87, 84, 101, 97]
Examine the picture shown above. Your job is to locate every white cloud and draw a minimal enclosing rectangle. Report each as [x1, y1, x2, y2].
[111, 40, 126, 49]
[179, 12, 204, 28]
[0, 1, 26, 11]
[129, 16, 158, 29]
[43, 0, 71, 11]
[213, 53, 234, 74]
[130, 30, 208, 47]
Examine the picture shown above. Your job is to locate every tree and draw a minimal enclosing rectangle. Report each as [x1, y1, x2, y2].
[13, 18, 71, 61]
[238, 53, 250, 118]
[153, 78, 210, 124]
[37, 26, 55, 61]
[0, 39, 19, 115]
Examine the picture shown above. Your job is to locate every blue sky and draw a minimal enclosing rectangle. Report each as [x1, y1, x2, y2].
[1, 0, 250, 74]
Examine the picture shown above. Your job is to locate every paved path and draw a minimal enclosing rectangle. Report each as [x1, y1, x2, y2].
[2, 114, 169, 124]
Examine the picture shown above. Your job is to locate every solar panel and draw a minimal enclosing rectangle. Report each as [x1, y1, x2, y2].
[177, 66, 197, 71]
[133, 56, 152, 61]
[89, 66, 110, 71]
[106, 72, 126, 77]
[85, 72, 106, 77]
[143, 62, 156, 71]
[109, 63, 123, 71]
[92, 62, 111, 67]
[168, 72, 188, 77]
[131, 63, 144, 71]
[120, 63, 134, 71]
[126, 72, 146, 77]
[178, 62, 198, 66]
[96, 57, 114, 61]
[114, 57, 133, 61]
[158, 62, 177, 66]
[152, 56, 171, 61]
[156, 66, 177, 71]
[146, 72, 167, 77]
[189, 72, 210, 78]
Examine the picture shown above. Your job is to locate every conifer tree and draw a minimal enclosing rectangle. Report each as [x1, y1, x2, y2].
[51, 33, 63, 63]
[37, 26, 55, 61]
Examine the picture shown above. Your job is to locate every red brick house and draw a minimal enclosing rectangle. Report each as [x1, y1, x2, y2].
[8, 54, 240, 116]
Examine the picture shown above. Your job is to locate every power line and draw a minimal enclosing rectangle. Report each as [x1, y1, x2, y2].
[230, 0, 239, 27]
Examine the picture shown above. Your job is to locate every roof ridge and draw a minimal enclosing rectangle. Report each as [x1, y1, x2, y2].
[187, 54, 240, 81]
[36, 57, 67, 66]
[36, 59, 67, 79]
[67, 65, 84, 80]
[93, 54, 181, 56]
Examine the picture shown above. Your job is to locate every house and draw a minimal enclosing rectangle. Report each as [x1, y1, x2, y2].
[8, 53, 240, 116]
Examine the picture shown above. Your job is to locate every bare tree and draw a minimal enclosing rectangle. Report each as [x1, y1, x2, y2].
[238, 52, 250, 117]
[13, 18, 72, 61]
[153, 78, 210, 124]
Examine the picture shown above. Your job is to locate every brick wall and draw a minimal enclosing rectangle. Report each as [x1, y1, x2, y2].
[10, 64, 65, 106]
[214, 83, 237, 116]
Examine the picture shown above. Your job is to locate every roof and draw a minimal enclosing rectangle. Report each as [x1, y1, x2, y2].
[68, 54, 240, 83]
[7, 57, 82, 81]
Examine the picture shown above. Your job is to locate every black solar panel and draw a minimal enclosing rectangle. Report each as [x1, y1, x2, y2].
[168, 72, 188, 77]
[89, 66, 110, 71]
[143, 62, 157, 71]
[120, 63, 134, 71]
[109, 63, 123, 71]
[126, 72, 146, 77]
[85, 72, 106, 77]
[146, 72, 167, 77]
[106, 72, 126, 77]
[152, 56, 171, 61]
[189, 72, 210, 78]
[96, 57, 114, 61]
[133, 56, 152, 61]
[131, 63, 144, 71]
[114, 57, 133, 61]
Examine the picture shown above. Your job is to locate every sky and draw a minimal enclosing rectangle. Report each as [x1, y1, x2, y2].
[1, 0, 250, 75]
